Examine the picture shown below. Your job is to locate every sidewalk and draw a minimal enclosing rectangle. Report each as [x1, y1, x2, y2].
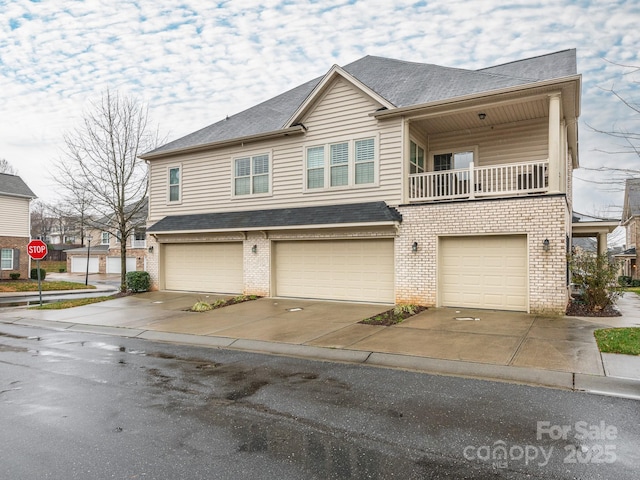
[0, 285, 638, 399]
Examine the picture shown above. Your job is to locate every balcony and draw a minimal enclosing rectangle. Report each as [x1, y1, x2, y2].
[408, 160, 549, 202]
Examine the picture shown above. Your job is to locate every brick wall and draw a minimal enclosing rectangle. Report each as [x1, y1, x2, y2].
[0, 236, 29, 280]
[395, 195, 570, 314]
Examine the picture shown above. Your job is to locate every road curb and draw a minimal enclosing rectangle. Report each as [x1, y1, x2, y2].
[2, 317, 639, 399]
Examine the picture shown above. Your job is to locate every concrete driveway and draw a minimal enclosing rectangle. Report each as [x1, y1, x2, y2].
[2, 290, 639, 396]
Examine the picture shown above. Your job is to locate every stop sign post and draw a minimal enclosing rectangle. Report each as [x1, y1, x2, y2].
[27, 240, 48, 305]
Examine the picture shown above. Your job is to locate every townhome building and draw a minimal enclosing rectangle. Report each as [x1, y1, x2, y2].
[142, 49, 591, 314]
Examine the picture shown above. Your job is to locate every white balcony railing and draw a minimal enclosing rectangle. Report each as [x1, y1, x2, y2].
[131, 239, 146, 249]
[408, 160, 549, 202]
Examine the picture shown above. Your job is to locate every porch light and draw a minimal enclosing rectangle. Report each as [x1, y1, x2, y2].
[543, 239, 550, 252]
[252, 244, 257, 254]
[148, 246, 154, 253]
[412, 241, 418, 253]
[478, 113, 486, 120]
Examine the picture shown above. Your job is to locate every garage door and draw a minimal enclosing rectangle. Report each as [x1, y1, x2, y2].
[163, 243, 243, 293]
[440, 235, 527, 311]
[274, 239, 394, 303]
[106, 257, 137, 274]
[70, 256, 99, 273]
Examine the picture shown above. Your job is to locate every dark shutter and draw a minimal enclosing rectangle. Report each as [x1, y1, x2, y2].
[13, 249, 20, 269]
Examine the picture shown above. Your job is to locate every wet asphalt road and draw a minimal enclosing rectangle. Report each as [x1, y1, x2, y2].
[0, 322, 639, 480]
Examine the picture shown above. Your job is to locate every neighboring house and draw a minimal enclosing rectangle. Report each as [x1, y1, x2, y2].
[572, 211, 619, 256]
[141, 49, 608, 314]
[65, 199, 148, 275]
[0, 173, 36, 280]
[617, 178, 640, 278]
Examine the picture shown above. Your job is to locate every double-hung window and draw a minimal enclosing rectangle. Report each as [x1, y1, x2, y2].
[101, 232, 110, 245]
[306, 137, 376, 190]
[168, 166, 181, 202]
[234, 154, 270, 196]
[1, 249, 13, 270]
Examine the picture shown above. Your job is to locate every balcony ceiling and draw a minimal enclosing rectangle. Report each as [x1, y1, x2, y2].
[410, 97, 549, 134]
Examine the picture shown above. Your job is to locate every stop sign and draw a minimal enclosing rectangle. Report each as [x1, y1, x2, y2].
[27, 239, 48, 260]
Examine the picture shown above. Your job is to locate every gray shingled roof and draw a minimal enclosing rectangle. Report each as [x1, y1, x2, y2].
[147, 201, 402, 233]
[146, 49, 577, 156]
[0, 173, 36, 198]
[625, 178, 640, 217]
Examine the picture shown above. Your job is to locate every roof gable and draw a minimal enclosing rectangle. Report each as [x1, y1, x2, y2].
[285, 64, 395, 127]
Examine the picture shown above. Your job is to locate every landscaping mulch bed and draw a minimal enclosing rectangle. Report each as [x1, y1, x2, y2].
[186, 295, 261, 312]
[565, 301, 621, 317]
[360, 306, 428, 326]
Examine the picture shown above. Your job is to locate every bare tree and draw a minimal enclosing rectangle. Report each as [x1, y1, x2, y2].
[30, 200, 53, 241]
[0, 158, 18, 175]
[55, 90, 161, 291]
[582, 61, 640, 185]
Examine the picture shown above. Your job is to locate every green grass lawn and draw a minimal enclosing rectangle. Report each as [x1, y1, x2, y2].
[29, 295, 116, 309]
[594, 328, 640, 355]
[0, 280, 96, 292]
[625, 287, 640, 296]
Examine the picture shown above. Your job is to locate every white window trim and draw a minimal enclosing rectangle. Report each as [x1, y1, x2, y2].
[303, 135, 379, 192]
[101, 232, 110, 245]
[1, 249, 13, 270]
[429, 146, 478, 171]
[230, 150, 273, 199]
[167, 164, 182, 205]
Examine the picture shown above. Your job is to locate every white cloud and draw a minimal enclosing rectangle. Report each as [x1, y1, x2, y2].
[0, 0, 639, 220]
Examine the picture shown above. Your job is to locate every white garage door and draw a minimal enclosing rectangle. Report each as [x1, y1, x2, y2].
[70, 256, 99, 273]
[274, 239, 394, 303]
[440, 235, 527, 311]
[106, 257, 137, 274]
[163, 243, 243, 293]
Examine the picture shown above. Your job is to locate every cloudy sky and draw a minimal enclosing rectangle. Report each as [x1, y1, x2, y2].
[1, 0, 639, 224]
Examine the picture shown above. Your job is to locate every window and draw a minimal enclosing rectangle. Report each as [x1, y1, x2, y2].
[409, 141, 425, 174]
[330, 143, 349, 186]
[1, 249, 12, 270]
[234, 154, 270, 196]
[307, 146, 325, 189]
[101, 232, 110, 245]
[355, 138, 375, 184]
[433, 149, 475, 171]
[306, 137, 376, 190]
[169, 166, 180, 202]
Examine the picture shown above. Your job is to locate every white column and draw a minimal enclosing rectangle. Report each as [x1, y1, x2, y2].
[597, 232, 608, 256]
[548, 94, 561, 193]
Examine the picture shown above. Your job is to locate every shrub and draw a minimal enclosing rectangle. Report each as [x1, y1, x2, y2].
[126, 271, 150, 292]
[58, 268, 66, 273]
[191, 300, 212, 312]
[569, 252, 622, 312]
[618, 275, 632, 286]
[30, 268, 46, 280]
[9, 273, 20, 280]
[632, 279, 640, 288]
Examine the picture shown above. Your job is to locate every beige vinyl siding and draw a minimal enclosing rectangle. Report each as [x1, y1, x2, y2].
[147, 77, 403, 223]
[0, 196, 30, 237]
[428, 118, 548, 168]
